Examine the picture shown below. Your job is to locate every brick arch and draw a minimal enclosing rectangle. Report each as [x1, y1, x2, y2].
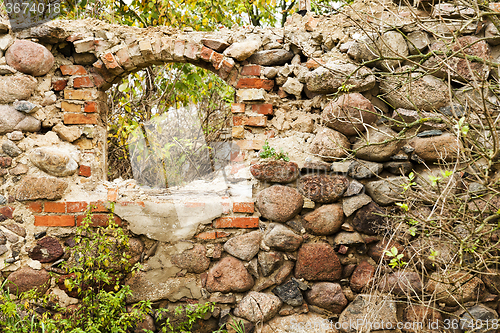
[36, 19, 283, 181]
[52, 20, 255, 90]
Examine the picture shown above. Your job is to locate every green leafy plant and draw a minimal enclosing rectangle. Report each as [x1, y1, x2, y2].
[0, 280, 50, 333]
[259, 141, 290, 161]
[55, 208, 151, 333]
[401, 172, 416, 193]
[150, 302, 216, 333]
[384, 246, 407, 269]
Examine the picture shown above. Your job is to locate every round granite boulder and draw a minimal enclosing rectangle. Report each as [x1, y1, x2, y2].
[256, 185, 303, 222]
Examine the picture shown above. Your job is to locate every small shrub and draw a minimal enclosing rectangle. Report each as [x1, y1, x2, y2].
[259, 141, 290, 161]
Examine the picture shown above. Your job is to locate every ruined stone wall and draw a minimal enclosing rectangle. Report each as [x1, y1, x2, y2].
[1, 0, 500, 331]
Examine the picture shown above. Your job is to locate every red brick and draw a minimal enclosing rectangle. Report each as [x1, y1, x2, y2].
[90, 201, 108, 213]
[107, 188, 118, 201]
[200, 46, 214, 62]
[233, 115, 245, 126]
[236, 78, 274, 91]
[234, 115, 266, 127]
[92, 60, 114, 82]
[278, 87, 288, 98]
[305, 58, 324, 70]
[27, 202, 43, 213]
[61, 101, 82, 113]
[64, 89, 98, 100]
[211, 51, 224, 70]
[0, 206, 14, 219]
[64, 113, 98, 125]
[66, 34, 84, 42]
[230, 151, 244, 162]
[213, 216, 259, 228]
[231, 103, 245, 113]
[52, 79, 67, 91]
[76, 214, 122, 227]
[216, 231, 231, 238]
[196, 231, 217, 240]
[73, 76, 94, 88]
[241, 65, 261, 76]
[101, 52, 123, 71]
[84, 101, 98, 113]
[245, 116, 266, 127]
[34, 215, 75, 227]
[44, 202, 66, 213]
[219, 59, 234, 80]
[115, 47, 133, 69]
[91, 71, 106, 88]
[67, 202, 88, 213]
[79, 165, 91, 177]
[252, 104, 273, 115]
[233, 202, 255, 213]
[60, 65, 87, 76]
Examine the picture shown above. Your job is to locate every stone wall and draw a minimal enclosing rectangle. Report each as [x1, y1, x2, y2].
[1, 0, 500, 331]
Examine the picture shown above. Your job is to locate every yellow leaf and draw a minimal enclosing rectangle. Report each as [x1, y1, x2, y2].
[64, 279, 73, 292]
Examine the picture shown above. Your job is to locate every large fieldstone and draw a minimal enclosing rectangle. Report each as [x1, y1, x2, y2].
[295, 243, 342, 281]
[248, 49, 294, 66]
[250, 160, 299, 183]
[342, 193, 372, 217]
[338, 294, 398, 333]
[347, 160, 383, 179]
[352, 125, 403, 162]
[306, 282, 347, 313]
[348, 31, 409, 70]
[256, 185, 303, 222]
[409, 133, 462, 162]
[350, 260, 375, 293]
[261, 313, 337, 333]
[2, 139, 22, 157]
[402, 304, 443, 333]
[258, 251, 283, 277]
[303, 203, 344, 235]
[171, 244, 210, 273]
[425, 36, 490, 83]
[6, 267, 50, 294]
[309, 127, 350, 161]
[298, 174, 349, 203]
[461, 304, 498, 333]
[426, 271, 484, 306]
[352, 202, 386, 235]
[30, 147, 79, 177]
[223, 40, 261, 61]
[6, 40, 54, 76]
[28, 236, 64, 263]
[223, 231, 262, 261]
[272, 279, 303, 306]
[234, 291, 282, 323]
[379, 271, 423, 296]
[263, 223, 302, 252]
[0, 75, 37, 104]
[365, 177, 406, 206]
[380, 66, 449, 111]
[305, 61, 376, 94]
[206, 256, 254, 293]
[16, 176, 68, 201]
[0, 105, 41, 134]
[322, 93, 378, 136]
